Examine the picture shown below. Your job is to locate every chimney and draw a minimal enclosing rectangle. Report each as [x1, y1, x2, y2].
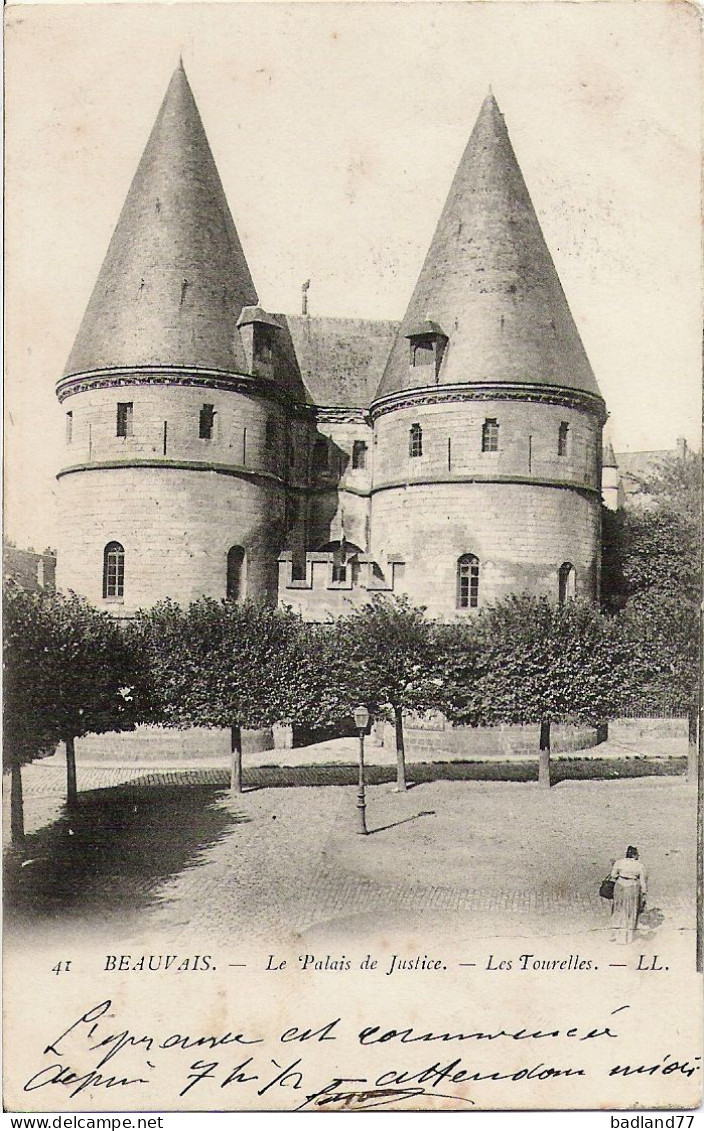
[301, 279, 311, 316]
[676, 436, 687, 461]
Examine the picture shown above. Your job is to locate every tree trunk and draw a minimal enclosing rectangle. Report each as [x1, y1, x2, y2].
[687, 704, 698, 786]
[538, 718, 551, 789]
[230, 724, 243, 794]
[10, 760, 25, 845]
[66, 735, 78, 810]
[394, 706, 407, 792]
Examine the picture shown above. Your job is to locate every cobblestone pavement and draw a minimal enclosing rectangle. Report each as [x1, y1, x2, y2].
[5, 761, 696, 951]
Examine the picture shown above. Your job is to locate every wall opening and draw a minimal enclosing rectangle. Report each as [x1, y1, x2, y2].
[409, 423, 423, 458]
[482, 418, 499, 453]
[199, 404, 216, 440]
[103, 541, 125, 599]
[116, 403, 133, 438]
[227, 545, 245, 601]
[457, 553, 480, 608]
[558, 562, 576, 605]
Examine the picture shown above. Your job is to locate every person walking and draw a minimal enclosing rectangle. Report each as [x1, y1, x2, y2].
[609, 845, 647, 944]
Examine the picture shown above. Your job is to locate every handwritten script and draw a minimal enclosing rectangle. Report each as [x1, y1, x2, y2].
[21, 999, 701, 1110]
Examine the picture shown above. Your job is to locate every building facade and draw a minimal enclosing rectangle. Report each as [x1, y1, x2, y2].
[55, 64, 607, 621]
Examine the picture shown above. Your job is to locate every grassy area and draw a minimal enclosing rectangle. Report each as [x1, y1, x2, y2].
[236, 756, 687, 788]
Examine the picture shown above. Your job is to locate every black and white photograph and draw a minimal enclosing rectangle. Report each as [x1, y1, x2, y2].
[3, 0, 702, 1116]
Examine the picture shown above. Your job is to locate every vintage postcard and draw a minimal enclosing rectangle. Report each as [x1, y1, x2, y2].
[3, 0, 702, 1117]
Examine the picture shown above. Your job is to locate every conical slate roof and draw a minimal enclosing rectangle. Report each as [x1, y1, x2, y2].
[375, 93, 601, 401]
[602, 438, 618, 468]
[63, 62, 258, 378]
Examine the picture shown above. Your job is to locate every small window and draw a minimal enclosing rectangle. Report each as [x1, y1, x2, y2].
[254, 328, 274, 362]
[312, 438, 329, 473]
[558, 422, 569, 457]
[482, 418, 499, 453]
[352, 440, 368, 470]
[199, 404, 216, 440]
[558, 562, 576, 605]
[66, 411, 73, 444]
[116, 402, 133, 438]
[226, 545, 245, 601]
[411, 340, 435, 367]
[409, 423, 423, 458]
[265, 421, 277, 450]
[457, 554, 480, 609]
[103, 541, 125, 599]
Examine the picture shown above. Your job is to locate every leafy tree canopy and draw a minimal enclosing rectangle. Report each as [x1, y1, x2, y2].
[3, 584, 140, 768]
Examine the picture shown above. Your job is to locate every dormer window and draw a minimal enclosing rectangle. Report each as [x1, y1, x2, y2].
[406, 320, 448, 381]
[411, 340, 435, 367]
[236, 306, 282, 374]
[254, 326, 275, 363]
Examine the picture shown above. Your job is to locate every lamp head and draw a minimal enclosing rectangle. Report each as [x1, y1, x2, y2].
[353, 705, 370, 731]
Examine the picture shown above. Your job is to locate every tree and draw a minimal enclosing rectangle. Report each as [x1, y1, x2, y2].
[602, 451, 701, 776]
[3, 585, 140, 838]
[333, 596, 444, 791]
[136, 599, 303, 792]
[443, 596, 645, 787]
[286, 622, 358, 734]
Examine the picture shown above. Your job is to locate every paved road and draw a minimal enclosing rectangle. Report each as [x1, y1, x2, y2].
[5, 760, 696, 951]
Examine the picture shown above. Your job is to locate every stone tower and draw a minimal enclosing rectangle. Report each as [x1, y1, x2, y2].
[55, 63, 302, 615]
[369, 93, 606, 617]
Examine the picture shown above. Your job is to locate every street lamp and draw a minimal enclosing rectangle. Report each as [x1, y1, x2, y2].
[353, 705, 370, 835]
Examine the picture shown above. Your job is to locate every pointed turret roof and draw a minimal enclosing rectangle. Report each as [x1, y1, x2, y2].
[63, 62, 258, 378]
[602, 438, 617, 468]
[375, 93, 601, 402]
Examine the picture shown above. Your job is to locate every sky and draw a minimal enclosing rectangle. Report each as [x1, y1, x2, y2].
[4, 0, 702, 551]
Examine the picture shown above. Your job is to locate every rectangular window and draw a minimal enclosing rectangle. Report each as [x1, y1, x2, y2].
[66, 411, 73, 444]
[116, 402, 133, 438]
[265, 420, 276, 450]
[482, 418, 499, 453]
[199, 404, 216, 440]
[411, 341, 434, 367]
[352, 440, 368, 470]
[312, 438, 329, 473]
[558, 422, 569, 456]
[254, 327, 274, 362]
[409, 423, 423, 458]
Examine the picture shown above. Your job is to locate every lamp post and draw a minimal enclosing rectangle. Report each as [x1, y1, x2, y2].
[353, 705, 370, 835]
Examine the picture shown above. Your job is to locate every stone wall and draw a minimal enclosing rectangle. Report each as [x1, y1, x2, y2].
[56, 465, 285, 612]
[380, 719, 600, 759]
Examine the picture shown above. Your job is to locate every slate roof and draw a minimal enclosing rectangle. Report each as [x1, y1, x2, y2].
[63, 62, 259, 378]
[376, 93, 602, 402]
[280, 315, 399, 409]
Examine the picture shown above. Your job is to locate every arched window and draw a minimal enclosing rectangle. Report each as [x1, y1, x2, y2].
[227, 546, 245, 601]
[103, 542, 125, 599]
[457, 554, 480, 609]
[409, 423, 423, 458]
[558, 562, 576, 605]
[482, 418, 499, 453]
